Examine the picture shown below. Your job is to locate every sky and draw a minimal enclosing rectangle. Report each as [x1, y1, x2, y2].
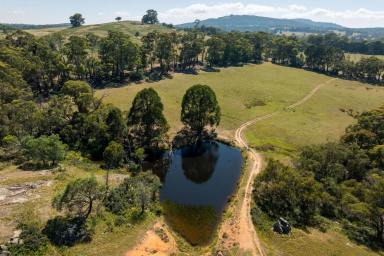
[1, 0, 384, 28]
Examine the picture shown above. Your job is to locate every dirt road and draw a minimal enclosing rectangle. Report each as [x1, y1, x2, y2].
[226, 78, 337, 256]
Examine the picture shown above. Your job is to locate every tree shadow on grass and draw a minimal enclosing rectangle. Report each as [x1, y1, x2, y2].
[43, 216, 92, 247]
[342, 221, 384, 252]
[19, 161, 58, 171]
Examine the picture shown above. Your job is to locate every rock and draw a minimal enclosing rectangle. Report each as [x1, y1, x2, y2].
[273, 217, 291, 235]
[13, 229, 21, 238]
[0, 245, 8, 251]
[9, 237, 19, 244]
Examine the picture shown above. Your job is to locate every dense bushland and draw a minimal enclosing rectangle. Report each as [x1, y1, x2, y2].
[253, 106, 384, 248]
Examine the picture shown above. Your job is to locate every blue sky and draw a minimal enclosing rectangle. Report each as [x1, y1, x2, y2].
[1, 0, 384, 28]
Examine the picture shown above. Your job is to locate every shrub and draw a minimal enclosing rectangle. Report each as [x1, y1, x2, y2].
[23, 135, 66, 167]
[103, 141, 125, 169]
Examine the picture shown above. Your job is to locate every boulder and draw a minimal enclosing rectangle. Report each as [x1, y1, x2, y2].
[273, 217, 291, 235]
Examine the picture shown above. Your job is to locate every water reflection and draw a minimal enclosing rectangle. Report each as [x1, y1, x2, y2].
[144, 141, 243, 245]
[163, 201, 218, 246]
[181, 142, 219, 184]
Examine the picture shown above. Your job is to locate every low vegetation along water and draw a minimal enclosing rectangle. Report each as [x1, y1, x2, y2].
[148, 141, 243, 245]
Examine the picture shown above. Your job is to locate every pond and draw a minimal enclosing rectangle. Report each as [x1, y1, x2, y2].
[148, 141, 243, 245]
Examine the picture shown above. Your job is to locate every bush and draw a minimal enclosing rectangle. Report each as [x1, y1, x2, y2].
[103, 141, 125, 169]
[9, 224, 48, 256]
[23, 135, 66, 167]
[253, 160, 323, 226]
[104, 172, 161, 215]
[130, 70, 144, 81]
[104, 187, 130, 215]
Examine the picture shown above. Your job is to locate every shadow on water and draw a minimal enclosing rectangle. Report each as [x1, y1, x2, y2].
[145, 141, 243, 245]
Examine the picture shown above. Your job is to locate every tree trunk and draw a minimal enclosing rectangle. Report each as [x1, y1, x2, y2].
[105, 169, 110, 191]
[140, 201, 145, 216]
[85, 199, 93, 219]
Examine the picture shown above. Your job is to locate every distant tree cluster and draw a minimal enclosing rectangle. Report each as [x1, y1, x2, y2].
[253, 106, 384, 247]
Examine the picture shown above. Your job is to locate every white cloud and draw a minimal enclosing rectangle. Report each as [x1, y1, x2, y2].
[158, 2, 384, 28]
[114, 11, 130, 17]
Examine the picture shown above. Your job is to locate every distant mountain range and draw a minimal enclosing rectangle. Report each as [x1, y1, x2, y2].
[0, 23, 70, 30]
[177, 15, 384, 39]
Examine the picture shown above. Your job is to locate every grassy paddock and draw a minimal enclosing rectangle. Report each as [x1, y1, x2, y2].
[22, 20, 173, 40]
[345, 53, 384, 62]
[97, 63, 331, 138]
[246, 78, 384, 158]
[258, 223, 383, 256]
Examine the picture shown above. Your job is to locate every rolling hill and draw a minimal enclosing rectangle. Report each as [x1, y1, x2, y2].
[0, 20, 174, 39]
[177, 15, 384, 39]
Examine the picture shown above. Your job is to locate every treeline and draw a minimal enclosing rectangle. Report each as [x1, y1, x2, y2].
[253, 106, 384, 248]
[305, 33, 384, 55]
[1, 28, 384, 100]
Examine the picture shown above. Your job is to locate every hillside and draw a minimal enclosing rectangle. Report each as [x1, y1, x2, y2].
[1, 20, 174, 39]
[177, 15, 384, 39]
[51, 20, 173, 39]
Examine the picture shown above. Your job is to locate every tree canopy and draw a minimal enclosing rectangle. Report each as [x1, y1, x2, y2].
[69, 13, 85, 27]
[53, 176, 103, 219]
[141, 10, 159, 24]
[127, 88, 169, 153]
[181, 84, 221, 135]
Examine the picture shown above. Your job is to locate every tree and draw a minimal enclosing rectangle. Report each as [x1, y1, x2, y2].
[69, 13, 85, 27]
[179, 32, 204, 69]
[222, 32, 253, 66]
[23, 135, 66, 167]
[141, 32, 158, 71]
[53, 177, 103, 219]
[99, 31, 140, 81]
[61, 80, 93, 113]
[343, 106, 384, 150]
[253, 160, 323, 226]
[103, 141, 124, 169]
[298, 143, 370, 182]
[127, 88, 169, 153]
[364, 173, 384, 243]
[115, 17, 122, 22]
[105, 172, 161, 215]
[142, 9, 159, 24]
[64, 36, 89, 79]
[181, 85, 221, 138]
[270, 36, 300, 66]
[156, 33, 175, 73]
[206, 36, 225, 67]
[105, 106, 126, 142]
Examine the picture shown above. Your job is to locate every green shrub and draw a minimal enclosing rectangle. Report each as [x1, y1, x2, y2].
[23, 135, 66, 167]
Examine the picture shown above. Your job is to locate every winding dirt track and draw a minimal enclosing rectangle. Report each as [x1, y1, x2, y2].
[232, 78, 337, 256]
